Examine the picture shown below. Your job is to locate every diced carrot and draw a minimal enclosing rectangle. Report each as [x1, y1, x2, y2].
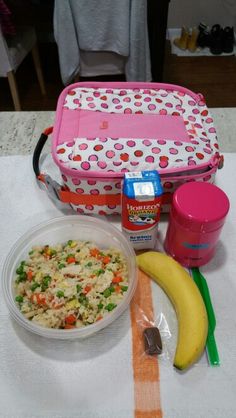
[115, 285, 121, 293]
[64, 324, 76, 329]
[27, 270, 33, 281]
[65, 314, 77, 325]
[112, 276, 123, 284]
[90, 248, 100, 258]
[96, 315, 103, 321]
[83, 285, 92, 294]
[67, 256, 76, 264]
[38, 295, 47, 305]
[31, 293, 46, 305]
[102, 256, 111, 265]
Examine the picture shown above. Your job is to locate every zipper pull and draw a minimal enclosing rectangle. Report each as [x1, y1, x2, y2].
[211, 153, 224, 169]
[218, 154, 224, 169]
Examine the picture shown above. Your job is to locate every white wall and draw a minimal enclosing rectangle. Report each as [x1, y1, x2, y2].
[167, 0, 236, 28]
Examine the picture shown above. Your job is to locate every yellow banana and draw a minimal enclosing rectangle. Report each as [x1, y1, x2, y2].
[136, 251, 208, 371]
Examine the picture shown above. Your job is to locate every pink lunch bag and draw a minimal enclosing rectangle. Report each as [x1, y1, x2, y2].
[33, 81, 223, 215]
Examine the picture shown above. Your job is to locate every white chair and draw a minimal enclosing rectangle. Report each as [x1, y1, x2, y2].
[0, 25, 46, 110]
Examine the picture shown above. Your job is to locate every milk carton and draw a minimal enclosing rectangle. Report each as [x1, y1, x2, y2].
[121, 171, 163, 250]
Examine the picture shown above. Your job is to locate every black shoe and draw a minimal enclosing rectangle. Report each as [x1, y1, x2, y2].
[197, 22, 210, 48]
[222, 26, 235, 53]
[197, 29, 211, 48]
[198, 22, 208, 32]
[209, 24, 223, 55]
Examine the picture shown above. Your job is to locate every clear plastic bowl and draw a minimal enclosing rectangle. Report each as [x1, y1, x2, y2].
[2, 215, 137, 340]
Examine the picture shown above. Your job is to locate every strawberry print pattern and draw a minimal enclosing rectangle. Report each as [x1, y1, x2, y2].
[55, 86, 220, 214]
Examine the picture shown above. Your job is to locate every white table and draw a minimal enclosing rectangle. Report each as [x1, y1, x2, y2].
[0, 151, 235, 418]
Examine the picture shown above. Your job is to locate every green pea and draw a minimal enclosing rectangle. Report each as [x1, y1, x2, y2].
[15, 295, 23, 303]
[103, 288, 111, 298]
[86, 262, 93, 267]
[105, 303, 117, 312]
[98, 303, 104, 311]
[94, 269, 105, 276]
[67, 240, 73, 246]
[76, 284, 82, 293]
[31, 282, 40, 291]
[16, 266, 24, 275]
[109, 286, 115, 293]
[121, 286, 128, 292]
[17, 272, 27, 282]
[41, 275, 51, 291]
[58, 263, 66, 269]
[79, 295, 88, 306]
[43, 275, 51, 283]
[56, 290, 64, 298]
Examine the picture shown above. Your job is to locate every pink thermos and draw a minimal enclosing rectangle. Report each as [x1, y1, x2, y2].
[164, 182, 230, 267]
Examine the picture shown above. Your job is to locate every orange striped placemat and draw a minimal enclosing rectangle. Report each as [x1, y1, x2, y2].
[130, 269, 163, 418]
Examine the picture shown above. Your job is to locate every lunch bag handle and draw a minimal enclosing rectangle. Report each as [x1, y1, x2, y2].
[33, 127, 53, 178]
[32, 126, 65, 203]
[32, 128, 122, 207]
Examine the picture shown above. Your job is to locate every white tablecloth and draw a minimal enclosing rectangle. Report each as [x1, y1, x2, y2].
[0, 154, 236, 418]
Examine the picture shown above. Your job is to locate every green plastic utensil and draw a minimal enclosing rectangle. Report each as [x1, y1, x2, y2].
[191, 267, 220, 366]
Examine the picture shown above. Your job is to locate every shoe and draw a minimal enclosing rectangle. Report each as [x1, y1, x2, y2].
[197, 24, 211, 48]
[187, 27, 199, 52]
[209, 24, 223, 54]
[222, 26, 235, 53]
[197, 29, 211, 48]
[197, 22, 211, 49]
[174, 27, 189, 50]
[198, 22, 208, 33]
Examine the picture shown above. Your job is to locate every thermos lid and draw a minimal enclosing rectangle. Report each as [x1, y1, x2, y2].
[172, 182, 230, 232]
